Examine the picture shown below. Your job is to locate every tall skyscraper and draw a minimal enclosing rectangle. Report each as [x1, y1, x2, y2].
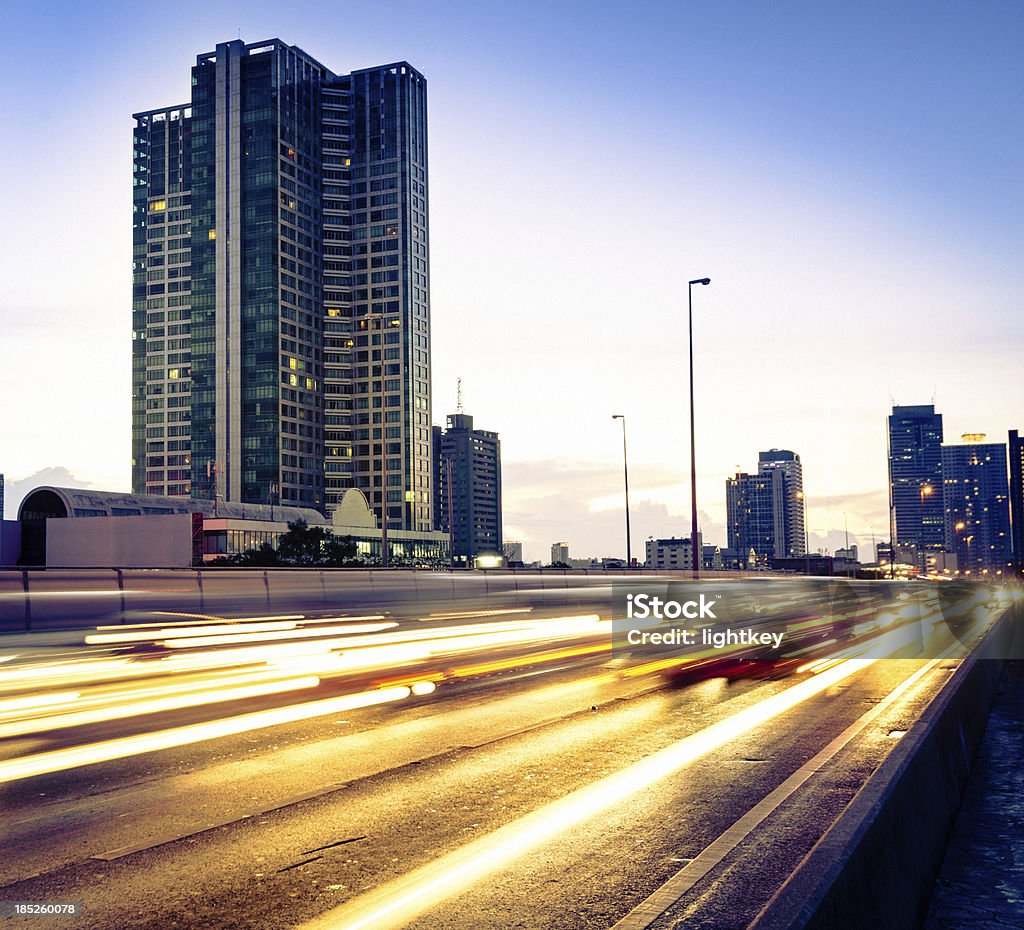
[1010, 429, 1024, 575]
[888, 404, 944, 564]
[757, 449, 806, 557]
[133, 39, 432, 532]
[942, 434, 1012, 577]
[726, 469, 785, 567]
[433, 413, 502, 566]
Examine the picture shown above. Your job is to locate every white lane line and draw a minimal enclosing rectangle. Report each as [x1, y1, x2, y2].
[295, 656, 884, 930]
[609, 647, 961, 929]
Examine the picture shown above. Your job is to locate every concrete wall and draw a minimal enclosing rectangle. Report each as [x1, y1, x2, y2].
[750, 608, 1016, 930]
[46, 514, 193, 568]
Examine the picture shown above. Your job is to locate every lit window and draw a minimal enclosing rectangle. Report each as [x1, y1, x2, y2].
[150, 200, 167, 211]
[168, 369, 179, 379]
[288, 357, 297, 370]
[208, 229, 216, 240]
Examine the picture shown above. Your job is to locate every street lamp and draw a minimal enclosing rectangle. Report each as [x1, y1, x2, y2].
[612, 415, 631, 568]
[688, 277, 711, 579]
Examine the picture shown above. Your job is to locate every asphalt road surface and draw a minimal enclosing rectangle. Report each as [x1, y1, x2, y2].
[0, 587, 1009, 929]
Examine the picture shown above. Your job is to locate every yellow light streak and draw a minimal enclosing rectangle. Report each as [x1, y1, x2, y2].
[425, 608, 534, 621]
[0, 686, 412, 784]
[159, 622, 397, 648]
[85, 621, 300, 645]
[0, 676, 321, 738]
[450, 641, 612, 678]
[0, 691, 81, 716]
[298, 657, 882, 930]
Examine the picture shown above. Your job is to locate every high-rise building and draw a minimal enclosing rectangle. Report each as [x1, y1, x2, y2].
[133, 39, 431, 532]
[888, 404, 944, 564]
[433, 413, 501, 566]
[726, 469, 785, 567]
[0, 473, 4, 520]
[941, 434, 1012, 577]
[1010, 430, 1024, 576]
[757, 449, 806, 557]
[551, 542, 570, 566]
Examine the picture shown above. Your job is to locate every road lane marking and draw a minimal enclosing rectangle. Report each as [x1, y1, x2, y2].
[295, 656, 887, 930]
[608, 647, 961, 929]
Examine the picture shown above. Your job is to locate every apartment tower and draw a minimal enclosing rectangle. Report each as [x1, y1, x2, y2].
[132, 39, 431, 531]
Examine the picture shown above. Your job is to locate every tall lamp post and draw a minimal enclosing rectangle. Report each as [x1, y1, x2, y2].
[612, 415, 631, 568]
[688, 277, 711, 579]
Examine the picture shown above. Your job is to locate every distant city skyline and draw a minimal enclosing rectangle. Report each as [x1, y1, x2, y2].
[2, 2, 1022, 562]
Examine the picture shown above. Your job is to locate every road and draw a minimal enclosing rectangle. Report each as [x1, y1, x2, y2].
[0, 583, 1012, 929]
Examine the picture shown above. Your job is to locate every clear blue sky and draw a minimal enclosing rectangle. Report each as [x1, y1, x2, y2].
[2, 1, 1022, 560]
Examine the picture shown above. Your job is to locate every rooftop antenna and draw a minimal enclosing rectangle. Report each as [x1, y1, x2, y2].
[456, 377, 464, 414]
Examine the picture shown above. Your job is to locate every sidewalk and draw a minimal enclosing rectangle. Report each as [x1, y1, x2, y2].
[924, 659, 1024, 928]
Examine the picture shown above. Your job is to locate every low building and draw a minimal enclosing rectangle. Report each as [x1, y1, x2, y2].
[16, 486, 448, 568]
[645, 535, 702, 571]
[770, 554, 835, 576]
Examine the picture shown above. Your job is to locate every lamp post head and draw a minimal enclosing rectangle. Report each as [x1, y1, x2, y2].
[689, 277, 711, 286]
[612, 414, 624, 420]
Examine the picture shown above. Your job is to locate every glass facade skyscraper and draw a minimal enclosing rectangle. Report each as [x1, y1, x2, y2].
[726, 469, 785, 567]
[888, 404, 945, 562]
[941, 435, 1012, 577]
[757, 449, 806, 557]
[132, 39, 432, 531]
[1010, 429, 1024, 576]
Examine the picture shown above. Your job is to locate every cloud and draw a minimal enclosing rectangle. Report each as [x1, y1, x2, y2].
[502, 458, 685, 501]
[503, 483, 727, 564]
[3, 467, 94, 520]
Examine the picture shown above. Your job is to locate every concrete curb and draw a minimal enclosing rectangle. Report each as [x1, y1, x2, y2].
[749, 610, 1016, 930]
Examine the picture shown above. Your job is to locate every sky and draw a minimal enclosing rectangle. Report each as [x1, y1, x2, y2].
[1, 1, 1022, 562]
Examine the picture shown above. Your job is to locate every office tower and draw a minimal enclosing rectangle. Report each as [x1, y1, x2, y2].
[503, 541, 524, 565]
[133, 39, 431, 531]
[757, 449, 806, 556]
[0, 473, 4, 520]
[941, 434, 1012, 577]
[726, 469, 785, 567]
[1010, 430, 1024, 575]
[887, 404, 944, 565]
[551, 542, 570, 565]
[433, 413, 502, 566]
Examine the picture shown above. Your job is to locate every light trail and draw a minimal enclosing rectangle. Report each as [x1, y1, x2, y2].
[0, 675, 321, 738]
[85, 621, 301, 645]
[0, 685, 413, 784]
[296, 656, 883, 930]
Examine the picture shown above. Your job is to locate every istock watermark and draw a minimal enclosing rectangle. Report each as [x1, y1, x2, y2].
[610, 578, 1022, 672]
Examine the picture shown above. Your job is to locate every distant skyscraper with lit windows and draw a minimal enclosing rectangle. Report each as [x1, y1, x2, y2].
[941, 434, 1012, 577]
[1010, 429, 1024, 575]
[887, 404, 944, 564]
